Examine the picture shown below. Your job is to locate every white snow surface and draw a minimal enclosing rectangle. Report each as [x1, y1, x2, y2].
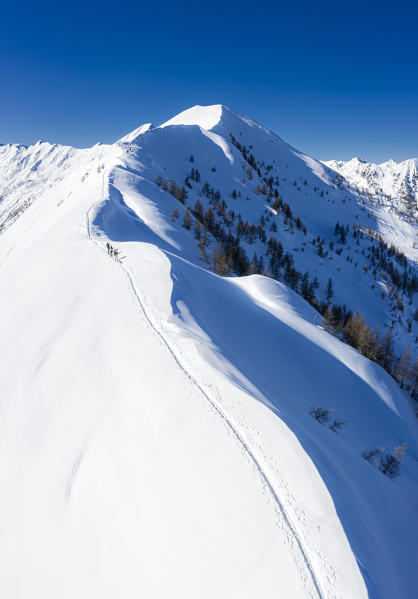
[160, 104, 225, 130]
[0, 105, 417, 598]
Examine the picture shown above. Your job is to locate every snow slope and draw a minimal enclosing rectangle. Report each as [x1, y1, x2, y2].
[0, 105, 417, 598]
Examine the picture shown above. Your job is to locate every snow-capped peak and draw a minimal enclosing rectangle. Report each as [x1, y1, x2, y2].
[160, 104, 226, 130]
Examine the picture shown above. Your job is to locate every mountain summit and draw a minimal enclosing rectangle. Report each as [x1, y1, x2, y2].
[160, 103, 226, 129]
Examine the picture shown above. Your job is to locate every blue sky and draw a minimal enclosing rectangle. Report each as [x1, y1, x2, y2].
[1, 0, 417, 162]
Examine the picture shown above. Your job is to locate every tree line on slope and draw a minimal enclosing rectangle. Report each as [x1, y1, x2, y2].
[154, 143, 418, 406]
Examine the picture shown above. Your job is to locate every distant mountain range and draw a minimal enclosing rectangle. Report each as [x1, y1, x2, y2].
[324, 156, 417, 225]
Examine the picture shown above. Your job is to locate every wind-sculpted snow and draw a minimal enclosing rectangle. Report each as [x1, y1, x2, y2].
[0, 105, 417, 598]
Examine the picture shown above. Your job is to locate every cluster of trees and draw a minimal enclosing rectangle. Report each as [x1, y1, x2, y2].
[351, 225, 417, 295]
[330, 220, 417, 337]
[310, 407, 347, 432]
[312, 235, 330, 258]
[334, 221, 348, 244]
[156, 176, 188, 204]
[228, 136, 415, 318]
[229, 134, 258, 172]
[362, 443, 407, 478]
[201, 181, 222, 201]
[271, 195, 307, 233]
[183, 198, 250, 275]
[156, 153, 417, 403]
[311, 404, 408, 478]
[267, 236, 318, 299]
[322, 309, 418, 399]
[401, 189, 417, 223]
[188, 167, 201, 183]
[333, 220, 416, 295]
[230, 133, 308, 235]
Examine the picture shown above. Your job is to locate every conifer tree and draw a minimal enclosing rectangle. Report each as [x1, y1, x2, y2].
[169, 179, 177, 196]
[183, 209, 191, 230]
[204, 207, 214, 229]
[322, 304, 336, 332]
[379, 327, 395, 372]
[176, 186, 187, 204]
[326, 278, 334, 301]
[310, 407, 333, 424]
[194, 199, 203, 221]
[247, 259, 257, 275]
[395, 346, 412, 388]
[300, 272, 310, 300]
[409, 358, 418, 399]
[361, 447, 383, 464]
[198, 229, 209, 262]
[212, 242, 232, 276]
[194, 220, 202, 240]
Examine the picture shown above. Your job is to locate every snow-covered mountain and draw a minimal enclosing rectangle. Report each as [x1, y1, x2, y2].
[324, 156, 418, 226]
[0, 105, 417, 598]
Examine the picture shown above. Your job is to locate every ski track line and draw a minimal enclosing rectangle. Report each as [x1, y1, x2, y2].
[86, 172, 326, 599]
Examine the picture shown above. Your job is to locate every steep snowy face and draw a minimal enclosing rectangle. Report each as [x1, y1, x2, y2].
[324, 156, 418, 224]
[0, 105, 417, 599]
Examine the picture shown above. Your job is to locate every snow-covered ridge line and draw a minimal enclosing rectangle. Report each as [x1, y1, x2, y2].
[87, 182, 325, 598]
[0, 103, 417, 598]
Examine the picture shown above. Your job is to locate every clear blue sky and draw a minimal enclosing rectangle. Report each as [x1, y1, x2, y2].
[1, 0, 417, 162]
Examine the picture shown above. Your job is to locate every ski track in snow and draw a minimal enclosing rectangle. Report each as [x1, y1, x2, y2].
[66, 444, 87, 500]
[86, 169, 326, 599]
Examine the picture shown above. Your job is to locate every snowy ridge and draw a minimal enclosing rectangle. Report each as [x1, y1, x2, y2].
[88, 194, 326, 599]
[0, 105, 417, 598]
[118, 122, 154, 144]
